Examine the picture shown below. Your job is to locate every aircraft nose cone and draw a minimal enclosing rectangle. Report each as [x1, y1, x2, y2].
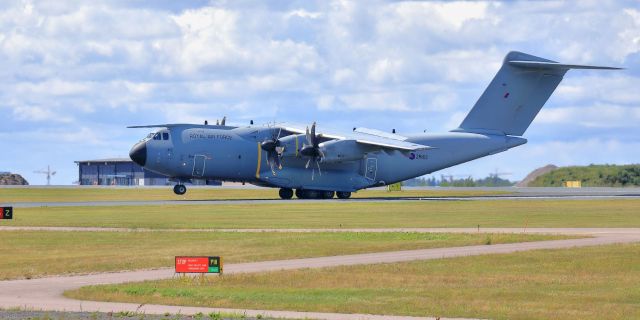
[129, 141, 147, 167]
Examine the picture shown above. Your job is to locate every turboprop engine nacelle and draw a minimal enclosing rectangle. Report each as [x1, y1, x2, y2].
[318, 139, 368, 163]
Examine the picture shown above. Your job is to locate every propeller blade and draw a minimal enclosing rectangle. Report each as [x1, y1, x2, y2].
[305, 126, 311, 146]
[305, 158, 311, 169]
[310, 122, 317, 146]
[267, 153, 276, 175]
[316, 159, 321, 176]
[274, 154, 282, 170]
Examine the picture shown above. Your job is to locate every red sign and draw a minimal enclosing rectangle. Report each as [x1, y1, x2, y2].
[175, 256, 222, 273]
[175, 256, 209, 273]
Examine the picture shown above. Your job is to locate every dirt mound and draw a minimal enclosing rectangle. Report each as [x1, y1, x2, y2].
[516, 164, 557, 187]
[0, 173, 29, 185]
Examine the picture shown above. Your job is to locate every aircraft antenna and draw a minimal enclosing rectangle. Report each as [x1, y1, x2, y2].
[34, 165, 57, 185]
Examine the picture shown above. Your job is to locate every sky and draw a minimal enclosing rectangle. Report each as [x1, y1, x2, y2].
[0, 0, 639, 185]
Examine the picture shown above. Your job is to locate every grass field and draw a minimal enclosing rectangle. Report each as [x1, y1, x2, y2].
[0, 231, 566, 280]
[2, 199, 639, 229]
[0, 187, 508, 203]
[68, 243, 640, 320]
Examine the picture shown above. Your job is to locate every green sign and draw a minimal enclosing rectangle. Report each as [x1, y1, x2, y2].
[208, 256, 222, 273]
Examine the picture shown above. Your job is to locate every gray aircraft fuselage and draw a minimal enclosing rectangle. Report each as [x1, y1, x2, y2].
[131, 126, 526, 192]
[128, 51, 620, 198]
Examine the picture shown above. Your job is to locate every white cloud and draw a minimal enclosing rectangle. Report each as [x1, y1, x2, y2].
[285, 9, 322, 19]
[1, 0, 639, 184]
[12, 105, 73, 123]
[539, 105, 640, 128]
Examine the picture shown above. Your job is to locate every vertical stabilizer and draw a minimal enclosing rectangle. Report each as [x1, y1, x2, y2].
[455, 51, 620, 136]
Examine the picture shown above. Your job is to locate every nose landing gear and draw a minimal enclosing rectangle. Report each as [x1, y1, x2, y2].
[173, 184, 187, 195]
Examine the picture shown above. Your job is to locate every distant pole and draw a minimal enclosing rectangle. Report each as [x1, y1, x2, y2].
[34, 165, 57, 185]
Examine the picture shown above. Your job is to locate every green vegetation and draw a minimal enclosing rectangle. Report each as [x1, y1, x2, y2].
[0, 231, 564, 280]
[529, 164, 640, 187]
[2, 199, 639, 229]
[68, 243, 640, 320]
[0, 187, 508, 203]
[404, 174, 514, 187]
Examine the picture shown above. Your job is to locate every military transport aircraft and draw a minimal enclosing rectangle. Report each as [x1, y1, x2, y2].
[129, 51, 620, 199]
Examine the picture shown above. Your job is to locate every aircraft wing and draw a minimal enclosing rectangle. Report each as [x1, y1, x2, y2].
[281, 125, 432, 151]
[128, 124, 235, 129]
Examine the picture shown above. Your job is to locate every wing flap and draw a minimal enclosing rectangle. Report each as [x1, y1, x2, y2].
[355, 139, 431, 151]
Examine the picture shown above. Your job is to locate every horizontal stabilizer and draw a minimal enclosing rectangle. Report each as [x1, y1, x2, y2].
[509, 60, 622, 70]
[456, 51, 622, 136]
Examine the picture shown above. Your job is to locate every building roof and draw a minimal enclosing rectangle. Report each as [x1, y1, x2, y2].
[74, 158, 132, 164]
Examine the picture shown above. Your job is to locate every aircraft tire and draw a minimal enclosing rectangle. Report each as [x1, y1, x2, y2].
[279, 188, 294, 200]
[295, 189, 304, 199]
[305, 190, 320, 199]
[173, 184, 187, 195]
[336, 191, 351, 199]
[322, 191, 335, 199]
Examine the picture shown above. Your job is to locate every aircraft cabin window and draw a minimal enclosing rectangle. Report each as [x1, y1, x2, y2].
[162, 132, 169, 140]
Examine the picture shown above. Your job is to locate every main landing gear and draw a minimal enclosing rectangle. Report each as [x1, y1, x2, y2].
[336, 191, 351, 199]
[279, 188, 351, 200]
[173, 184, 187, 195]
[279, 188, 294, 199]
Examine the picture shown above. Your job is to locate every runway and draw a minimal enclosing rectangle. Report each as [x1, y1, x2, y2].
[3, 187, 639, 208]
[1, 228, 639, 320]
[5, 194, 640, 208]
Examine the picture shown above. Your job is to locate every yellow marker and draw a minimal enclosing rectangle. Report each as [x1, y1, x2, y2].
[255, 142, 262, 178]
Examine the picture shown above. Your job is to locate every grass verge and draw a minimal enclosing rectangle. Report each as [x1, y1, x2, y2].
[2, 199, 639, 229]
[67, 243, 640, 320]
[0, 231, 566, 280]
[0, 187, 508, 203]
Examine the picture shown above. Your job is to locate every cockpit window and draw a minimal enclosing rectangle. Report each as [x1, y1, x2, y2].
[153, 133, 161, 140]
[162, 132, 169, 140]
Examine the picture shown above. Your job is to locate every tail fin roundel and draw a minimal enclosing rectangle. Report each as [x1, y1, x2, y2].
[455, 51, 621, 136]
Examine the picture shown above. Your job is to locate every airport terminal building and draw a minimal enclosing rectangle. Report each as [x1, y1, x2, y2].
[75, 158, 222, 186]
[75, 158, 170, 186]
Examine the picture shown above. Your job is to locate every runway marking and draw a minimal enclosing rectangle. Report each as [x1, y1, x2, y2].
[1, 228, 639, 319]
